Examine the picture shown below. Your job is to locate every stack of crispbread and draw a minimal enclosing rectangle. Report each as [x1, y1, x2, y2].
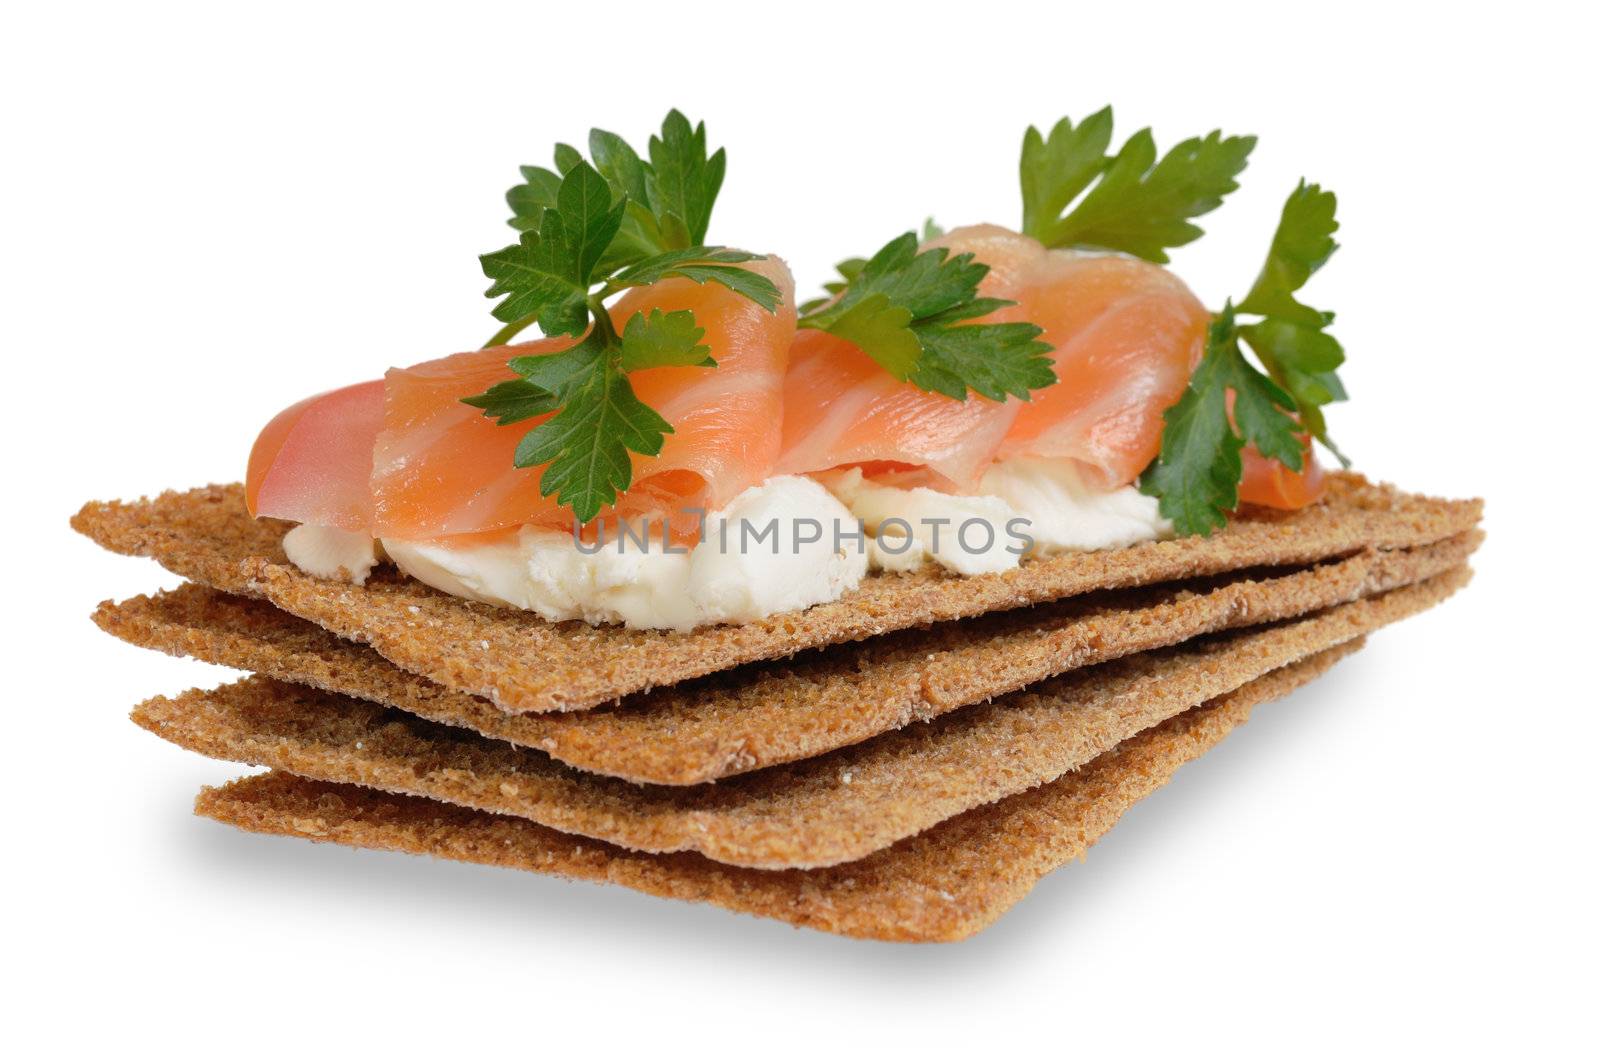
[74, 472, 1482, 941]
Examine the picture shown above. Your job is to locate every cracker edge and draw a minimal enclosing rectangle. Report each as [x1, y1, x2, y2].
[192, 641, 1363, 942]
[139, 567, 1469, 870]
[73, 474, 1484, 713]
[97, 529, 1482, 785]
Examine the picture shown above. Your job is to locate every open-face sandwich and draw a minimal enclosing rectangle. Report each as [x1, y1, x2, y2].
[75, 109, 1482, 940]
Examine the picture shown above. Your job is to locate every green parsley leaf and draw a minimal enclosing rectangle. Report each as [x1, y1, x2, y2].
[472, 112, 778, 522]
[505, 338, 606, 397]
[481, 160, 624, 336]
[1234, 182, 1349, 464]
[560, 161, 627, 286]
[588, 129, 649, 204]
[1141, 304, 1306, 535]
[553, 142, 584, 174]
[1223, 347, 1304, 472]
[1051, 129, 1255, 262]
[809, 292, 919, 377]
[1240, 318, 1350, 465]
[1141, 182, 1353, 535]
[1238, 180, 1339, 326]
[504, 112, 735, 273]
[458, 377, 559, 426]
[913, 322, 1060, 403]
[797, 216, 950, 315]
[619, 308, 714, 371]
[798, 231, 1055, 402]
[798, 255, 868, 314]
[1139, 320, 1244, 537]
[459, 333, 607, 438]
[833, 257, 868, 286]
[1019, 107, 1114, 243]
[506, 166, 561, 232]
[1240, 316, 1343, 376]
[586, 127, 670, 271]
[608, 246, 781, 311]
[466, 330, 708, 523]
[1020, 107, 1254, 263]
[647, 110, 726, 248]
[479, 232, 590, 337]
[510, 340, 674, 523]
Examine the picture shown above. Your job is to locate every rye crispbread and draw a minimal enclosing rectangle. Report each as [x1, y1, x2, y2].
[139, 570, 1466, 869]
[100, 532, 1479, 785]
[72, 475, 1482, 714]
[194, 641, 1358, 941]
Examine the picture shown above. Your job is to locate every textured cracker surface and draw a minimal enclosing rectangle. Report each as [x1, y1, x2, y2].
[194, 643, 1357, 941]
[98, 532, 1479, 784]
[140, 570, 1466, 869]
[73, 475, 1482, 713]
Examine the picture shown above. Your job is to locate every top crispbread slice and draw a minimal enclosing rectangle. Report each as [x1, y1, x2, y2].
[73, 474, 1481, 713]
[193, 641, 1359, 942]
[96, 530, 1480, 784]
[135, 568, 1469, 870]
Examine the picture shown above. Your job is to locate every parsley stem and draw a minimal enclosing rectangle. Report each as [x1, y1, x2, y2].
[482, 296, 617, 351]
[483, 313, 536, 349]
[587, 295, 620, 346]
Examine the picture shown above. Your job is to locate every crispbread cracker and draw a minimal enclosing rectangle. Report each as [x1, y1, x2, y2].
[74, 474, 1482, 713]
[194, 642, 1358, 941]
[101, 532, 1480, 784]
[139, 569, 1466, 868]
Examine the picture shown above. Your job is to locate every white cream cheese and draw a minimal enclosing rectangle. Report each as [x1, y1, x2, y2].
[282, 523, 383, 584]
[817, 457, 1171, 576]
[814, 468, 1023, 575]
[978, 457, 1173, 553]
[282, 460, 1168, 629]
[380, 475, 867, 632]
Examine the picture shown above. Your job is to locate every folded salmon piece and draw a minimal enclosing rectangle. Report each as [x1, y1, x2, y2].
[246, 380, 384, 533]
[775, 223, 1207, 493]
[778, 224, 1321, 507]
[246, 258, 797, 541]
[775, 325, 1017, 491]
[933, 225, 1210, 487]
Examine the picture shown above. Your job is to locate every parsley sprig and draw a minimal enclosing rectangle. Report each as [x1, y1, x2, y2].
[797, 231, 1055, 402]
[464, 112, 780, 522]
[1139, 181, 1350, 535]
[1019, 106, 1255, 262]
[506, 111, 726, 279]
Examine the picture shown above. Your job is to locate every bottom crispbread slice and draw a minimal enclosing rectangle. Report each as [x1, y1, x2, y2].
[195, 640, 1361, 942]
[100, 531, 1481, 785]
[141, 569, 1468, 869]
[74, 474, 1483, 713]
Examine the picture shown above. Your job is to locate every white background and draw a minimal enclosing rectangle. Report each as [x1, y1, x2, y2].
[4, 1, 1595, 1058]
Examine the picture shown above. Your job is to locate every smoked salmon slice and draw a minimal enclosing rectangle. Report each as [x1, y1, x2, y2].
[373, 257, 794, 540]
[775, 327, 1016, 491]
[931, 225, 1209, 490]
[1239, 439, 1325, 509]
[246, 380, 384, 532]
[248, 231, 1319, 543]
[779, 224, 1322, 511]
[1222, 390, 1329, 510]
[247, 258, 797, 541]
[776, 225, 1208, 494]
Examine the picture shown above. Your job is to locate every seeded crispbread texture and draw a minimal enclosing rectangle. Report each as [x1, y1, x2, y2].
[194, 642, 1358, 941]
[139, 569, 1466, 869]
[72, 475, 1483, 714]
[99, 532, 1480, 785]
